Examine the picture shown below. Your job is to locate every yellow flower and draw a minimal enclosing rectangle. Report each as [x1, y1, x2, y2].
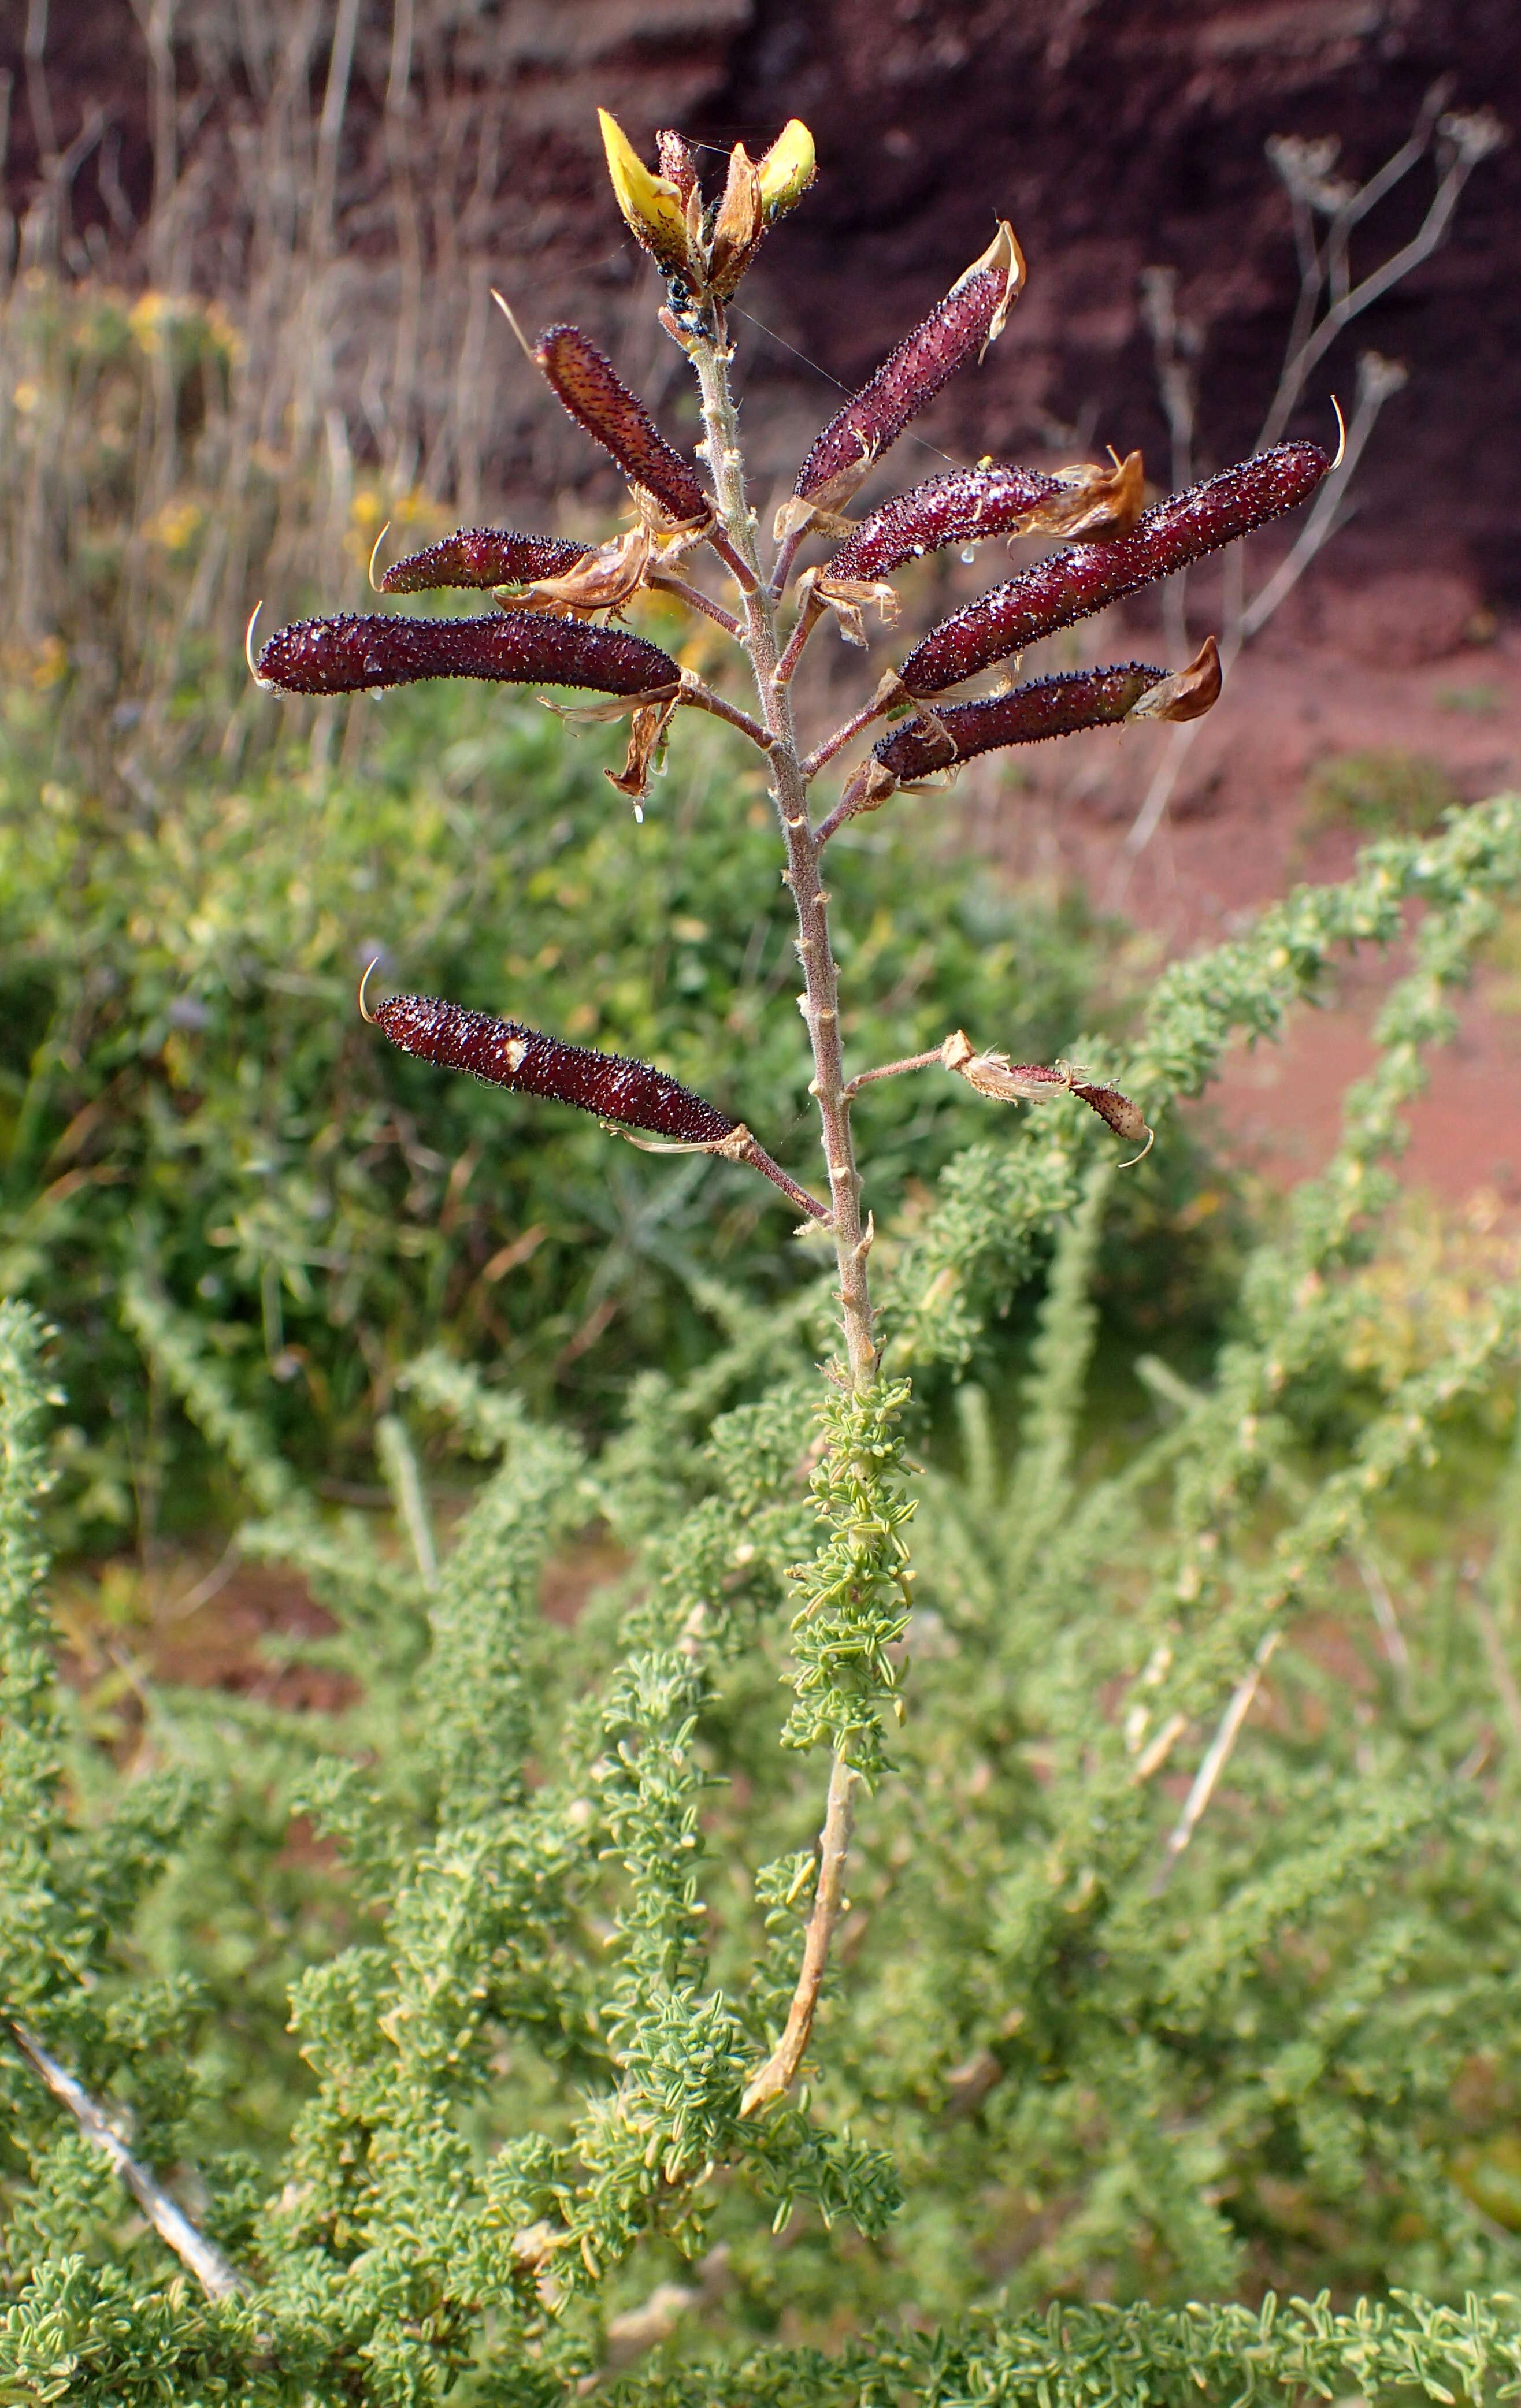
[598, 109, 692, 280]
[757, 120, 815, 222]
[144, 499, 204, 552]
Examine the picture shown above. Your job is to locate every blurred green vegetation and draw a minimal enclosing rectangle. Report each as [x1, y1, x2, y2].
[0, 270, 1244, 1550]
[2, 663, 1188, 1548]
[1303, 746, 1461, 838]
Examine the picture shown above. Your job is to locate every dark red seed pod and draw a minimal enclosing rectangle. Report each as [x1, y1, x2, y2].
[899, 441, 1328, 695]
[829, 465, 1067, 582]
[535, 324, 708, 526]
[257, 610, 678, 699]
[873, 663, 1165, 781]
[795, 224, 1023, 507]
[380, 529, 590, 593]
[1071, 1080, 1150, 1147]
[374, 992, 736, 1145]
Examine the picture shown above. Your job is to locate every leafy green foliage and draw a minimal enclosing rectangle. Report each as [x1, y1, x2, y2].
[0, 676, 1110, 1545]
[9, 801, 1521, 2400]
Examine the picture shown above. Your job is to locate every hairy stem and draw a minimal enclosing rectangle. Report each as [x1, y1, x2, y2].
[678, 677, 775, 751]
[648, 569, 742, 638]
[691, 315, 880, 2119]
[773, 587, 823, 688]
[691, 322, 878, 1391]
[804, 696, 891, 785]
[843, 1049, 944, 1099]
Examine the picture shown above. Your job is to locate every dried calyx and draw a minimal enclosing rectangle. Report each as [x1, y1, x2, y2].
[940, 1033, 1153, 1162]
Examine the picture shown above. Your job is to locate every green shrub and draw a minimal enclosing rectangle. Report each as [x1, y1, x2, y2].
[0, 682, 1125, 1543]
[6, 101, 1519, 2408]
[7, 800, 1521, 2402]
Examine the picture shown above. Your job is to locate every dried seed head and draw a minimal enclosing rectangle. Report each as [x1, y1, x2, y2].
[941, 1034, 1073, 1103]
[535, 324, 709, 527]
[899, 440, 1328, 695]
[598, 109, 693, 281]
[256, 610, 679, 698]
[374, 990, 737, 1145]
[379, 528, 590, 593]
[938, 1035, 1152, 1157]
[810, 567, 901, 649]
[795, 222, 1025, 510]
[828, 451, 1142, 584]
[872, 662, 1166, 781]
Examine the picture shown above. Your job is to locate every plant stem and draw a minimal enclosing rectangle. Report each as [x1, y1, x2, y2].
[648, 568, 741, 638]
[803, 696, 891, 785]
[773, 586, 823, 688]
[843, 1049, 944, 1099]
[691, 315, 879, 2121]
[1151, 1630, 1279, 1895]
[9, 2019, 247, 2300]
[691, 321, 878, 1392]
[677, 677, 774, 752]
[740, 1752, 858, 2116]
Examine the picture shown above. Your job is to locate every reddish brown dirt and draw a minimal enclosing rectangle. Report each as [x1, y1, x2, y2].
[955, 591, 1521, 1200]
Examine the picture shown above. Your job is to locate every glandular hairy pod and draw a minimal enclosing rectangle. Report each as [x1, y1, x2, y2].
[535, 325, 709, 527]
[380, 529, 590, 593]
[1070, 1079, 1151, 1149]
[873, 663, 1166, 781]
[900, 441, 1328, 695]
[256, 610, 680, 699]
[598, 109, 692, 281]
[829, 452, 1143, 584]
[830, 465, 1065, 581]
[795, 222, 1025, 511]
[373, 991, 737, 1145]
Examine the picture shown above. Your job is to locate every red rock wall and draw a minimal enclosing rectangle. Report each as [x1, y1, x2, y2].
[3, 0, 1516, 596]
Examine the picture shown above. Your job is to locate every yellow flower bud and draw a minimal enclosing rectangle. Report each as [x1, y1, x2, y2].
[597, 108, 692, 280]
[757, 119, 816, 223]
